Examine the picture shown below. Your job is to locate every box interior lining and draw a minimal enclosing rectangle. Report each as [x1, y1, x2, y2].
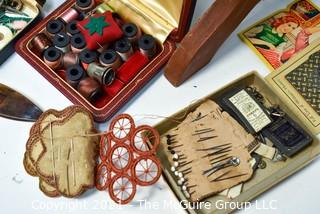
[154, 72, 320, 214]
[105, 0, 183, 43]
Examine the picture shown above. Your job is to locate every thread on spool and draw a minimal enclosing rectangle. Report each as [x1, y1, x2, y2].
[115, 38, 133, 61]
[66, 20, 80, 35]
[66, 65, 86, 88]
[60, 7, 79, 24]
[71, 33, 86, 54]
[63, 52, 80, 69]
[46, 19, 65, 37]
[122, 23, 141, 44]
[116, 51, 149, 84]
[0, 25, 14, 50]
[99, 49, 122, 71]
[87, 62, 115, 85]
[75, 0, 95, 12]
[31, 33, 52, 56]
[78, 77, 102, 101]
[138, 34, 157, 59]
[43, 47, 63, 70]
[53, 32, 70, 53]
[79, 49, 98, 70]
[79, 49, 98, 63]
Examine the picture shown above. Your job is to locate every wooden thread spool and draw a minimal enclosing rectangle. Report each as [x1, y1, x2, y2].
[60, 7, 79, 24]
[79, 49, 98, 70]
[66, 20, 80, 36]
[99, 49, 122, 71]
[122, 23, 141, 44]
[66, 65, 86, 88]
[138, 34, 157, 59]
[78, 77, 102, 102]
[63, 52, 79, 69]
[53, 32, 70, 53]
[46, 19, 65, 38]
[31, 33, 52, 57]
[43, 47, 63, 70]
[75, 0, 95, 12]
[71, 33, 86, 54]
[115, 38, 133, 62]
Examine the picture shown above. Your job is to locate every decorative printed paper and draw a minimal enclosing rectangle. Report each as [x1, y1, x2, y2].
[239, 0, 320, 71]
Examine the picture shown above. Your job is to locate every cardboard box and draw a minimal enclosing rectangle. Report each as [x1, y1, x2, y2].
[153, 71, 319, 214]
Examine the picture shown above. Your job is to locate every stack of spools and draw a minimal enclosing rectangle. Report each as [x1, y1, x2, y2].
[30, 0, 157, 105]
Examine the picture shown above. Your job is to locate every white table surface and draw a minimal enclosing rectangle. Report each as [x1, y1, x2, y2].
[1, 0, 320, 213]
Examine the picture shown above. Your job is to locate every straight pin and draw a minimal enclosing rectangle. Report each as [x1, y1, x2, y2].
[172, 153, 186, 161]
[178, 160, 193, 168]
[178, 177, 188, 186]
[203, 157, 240, 177]
[191, 114, 208, 122]
[192, 128, 214, 136]
[209, 170, 231, 182]
[196, 143, 232, 152]
[210, 155, 230, 164]
[166, 134, 178, 139]
[182, 184, 197, 191]
[202, 146, 232, 158]
[183, 170, 192, 176]
[168, 145, 183, 150]
[211, 173, 248, 182]
[197, 136, 218, 142]
[173, 156, 187, 162]
[167, 139, 179, 145]
[170, 150, 182, 155]
[181, 167, 192, 173]
[195, 128, 214, 133]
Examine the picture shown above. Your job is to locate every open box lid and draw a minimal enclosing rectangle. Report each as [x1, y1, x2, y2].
[265, 39, 320, 136]
[169, 0, 197, 42]
[163, 0, 260, 87]
[106, 0, 197, 44]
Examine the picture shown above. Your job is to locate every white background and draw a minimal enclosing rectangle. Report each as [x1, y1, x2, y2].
[0, 0, 320, 213]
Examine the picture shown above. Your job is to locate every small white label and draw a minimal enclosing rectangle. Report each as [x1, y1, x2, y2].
[229, 90, 271, 132]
